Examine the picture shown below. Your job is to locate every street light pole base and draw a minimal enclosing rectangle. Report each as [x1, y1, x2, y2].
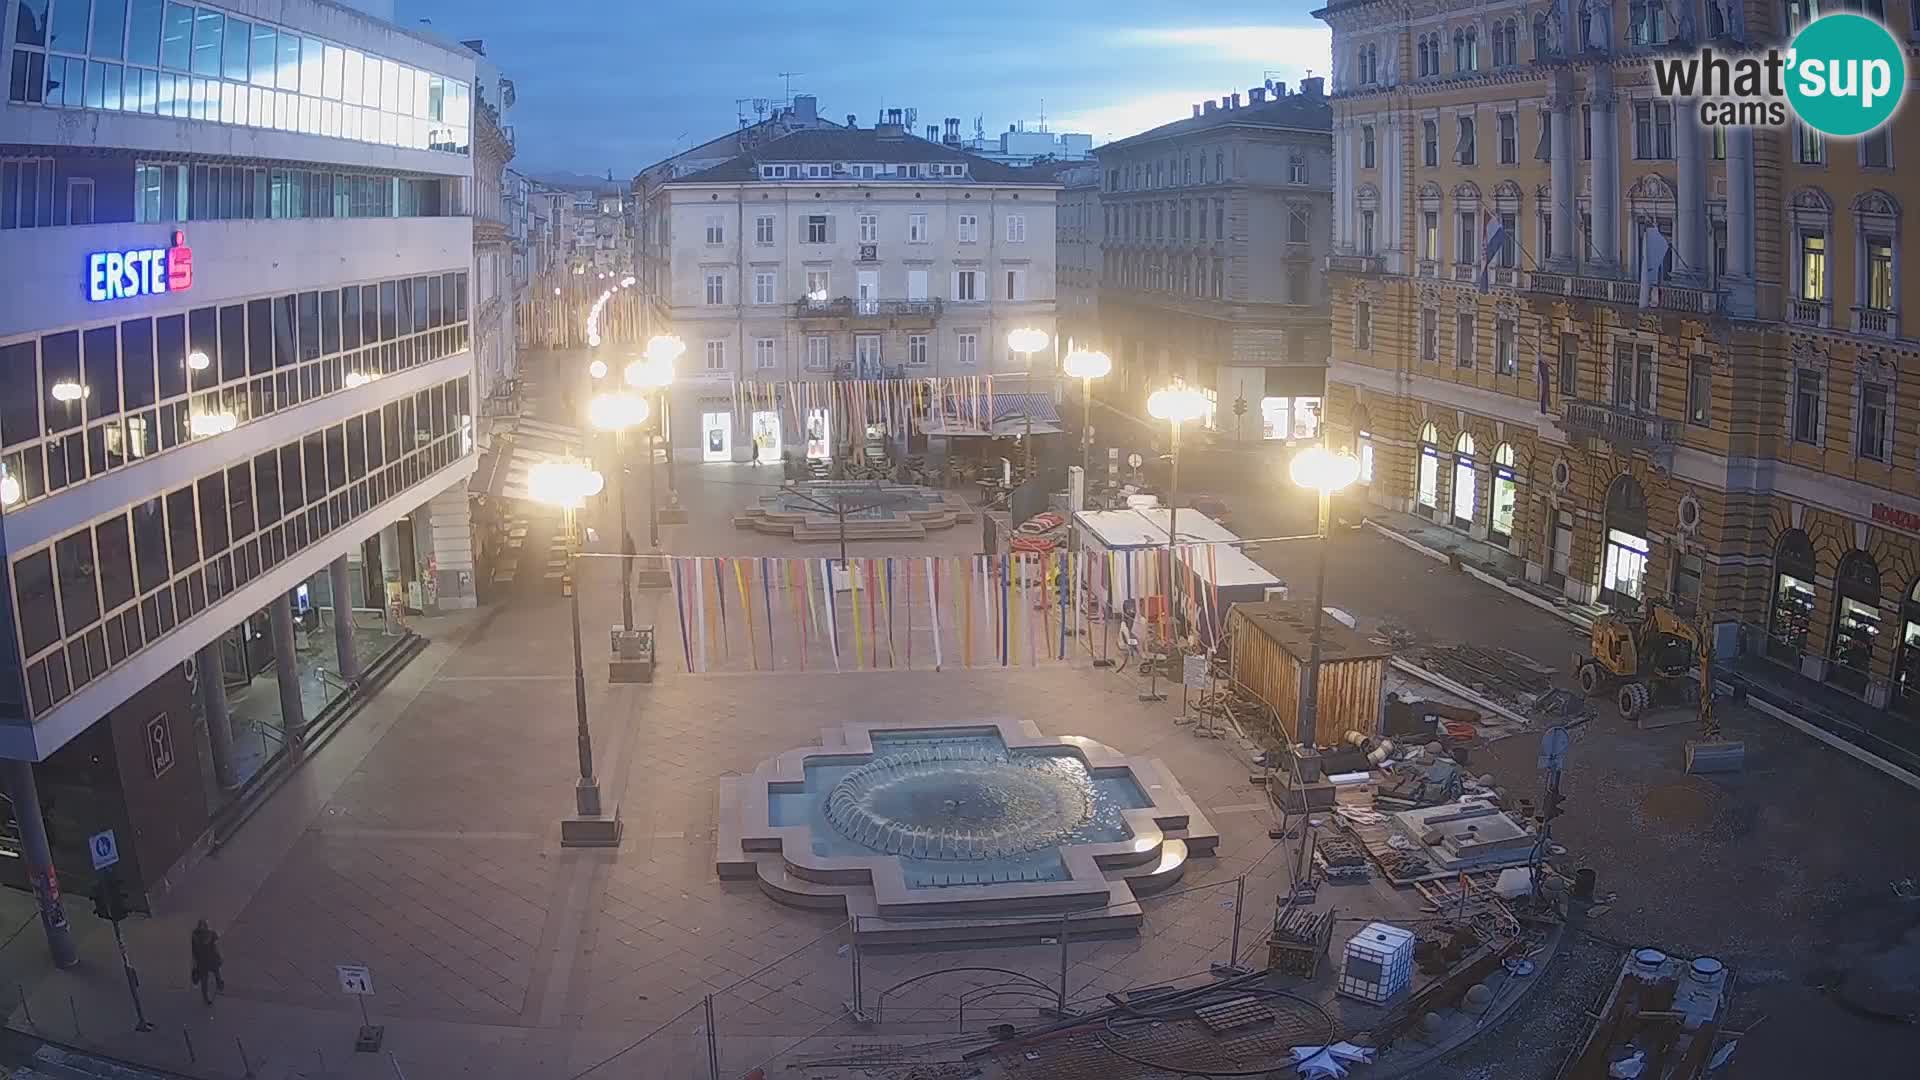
[1137, 692, 1167, 703]
[562, 790, 623, 848]
[1093, 659, 1117, 668]
[635, 568, 672, 589]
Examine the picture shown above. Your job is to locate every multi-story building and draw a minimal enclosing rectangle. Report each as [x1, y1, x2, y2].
[467, 45, 515, 406]
[1318, 1, 1920, 760]
[1056, 160, 1103, 349]
[0, 0, 482, 949]
[1095, 82, 1334, 445]
[643, 112, 1059, 463]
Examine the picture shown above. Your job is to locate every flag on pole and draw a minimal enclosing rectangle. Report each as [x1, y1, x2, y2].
[1475, 209, 1508, 295]
[1638, 225, 1671, 308]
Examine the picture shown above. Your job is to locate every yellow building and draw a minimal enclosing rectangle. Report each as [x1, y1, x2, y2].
[1316, 1, 1920, 726]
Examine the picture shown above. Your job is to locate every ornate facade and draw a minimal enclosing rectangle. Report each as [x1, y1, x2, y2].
[1317, 0, 1920, 722]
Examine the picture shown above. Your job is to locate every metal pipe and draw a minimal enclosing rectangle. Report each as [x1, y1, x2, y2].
[1229, 876, 1246, 968]
[0, 760, 77, 968]
[704, 994, 719, 1080]
[614, 428, 633, 629]
[1299, 487, 1332, 748]
[1057, 914, 1070, 1013]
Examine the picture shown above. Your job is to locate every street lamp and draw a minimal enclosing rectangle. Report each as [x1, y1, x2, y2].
[527, 460, 616, 843]
[589, 391, 649, 628]
[1007, 327, 1051, 481]
[1288, 446, 1362, 749]
[1143, 385, 1209, 703]
[631, 334, 685, 539]
[588, 358, 608, 380]
[1062, 348, 1111, 497]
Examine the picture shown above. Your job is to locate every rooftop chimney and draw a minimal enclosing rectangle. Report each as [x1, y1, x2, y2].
[1204, 100, 1217, 115]
[459, 38, 485, 56]
[1193, 104, 1203, 118]
[1273, 81, 1287, 96]
[944, 117, 961, 145]
[847, 113, 858, 127]
[793, 94, 817, 124]
[1231, 92, 1241, 109]
[1301, 77, 1324, 98]
[1219, 96, 1232, 111]
[927, 124, 940, 142]
[1250, 87, 1266, 104]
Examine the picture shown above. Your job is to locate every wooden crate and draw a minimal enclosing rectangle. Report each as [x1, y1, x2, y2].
[1229, 601, 1389, 747]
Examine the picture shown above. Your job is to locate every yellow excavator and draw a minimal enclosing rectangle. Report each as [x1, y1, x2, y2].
[1575, 602, 1706, 721]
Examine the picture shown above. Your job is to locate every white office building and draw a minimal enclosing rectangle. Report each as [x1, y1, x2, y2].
[0, 0, 482, 949]
[644, 111, 1060, 464]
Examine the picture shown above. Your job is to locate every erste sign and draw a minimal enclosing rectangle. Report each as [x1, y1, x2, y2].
[88, 231, 193, 303]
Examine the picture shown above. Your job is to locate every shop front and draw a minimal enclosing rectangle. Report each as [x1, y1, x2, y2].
[1417, 423, 1440, 519]
[1768, 529, 1817, 665]
[1828, 550, 1882, 698]
[702, 410, 733, 462]
[1600, 475, 1650, 608]
[751, 410, 782, 464]
[1450, 433, 1477, 532]
[805, 408, 832, 460]
[1896, 581, 1920, 717]
[1488, 444, 1517, 547]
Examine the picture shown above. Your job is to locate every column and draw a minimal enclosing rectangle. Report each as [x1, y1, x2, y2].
[425, 484, 477, 611]
[1382, 114, 1403, 272]
[0, 759, 78, 967]
[1589, 76, 1620, 272]
[1675, 105, 1707, 284]
[1331, 117, 1349, 253]
[1550, 88, 1576, 270]
[327, 556, 362, 682]
[269, 594, 306, 750]
[196, 641, 240, 789]
[1725, 125, 1757, 316]
[378, 523, 403, 616]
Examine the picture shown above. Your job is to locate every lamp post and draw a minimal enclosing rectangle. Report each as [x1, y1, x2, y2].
[628, 334, 684, 550]
[1288, 445, 1362, 749]
[1062, 348, 1111, 498]
[527, 460, 617, 844]
[1143, 385, 1209, 703]
[587, 390, 650, 629]
[1006, 327, 1051, 483]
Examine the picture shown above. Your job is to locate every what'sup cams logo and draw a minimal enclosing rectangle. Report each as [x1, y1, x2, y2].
[1652, 13, 1907, 137]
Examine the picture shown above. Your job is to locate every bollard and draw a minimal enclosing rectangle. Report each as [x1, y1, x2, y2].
[1057, 915, 1070, 1013]
[182, 1028, 196, 1063]
[236, 1036, 254, 1078]
[317, 1048, 326, 1071]
[704, 994, 719, 1080]
[16, 985, 33, 1031]
[69, 995, 80, 1040]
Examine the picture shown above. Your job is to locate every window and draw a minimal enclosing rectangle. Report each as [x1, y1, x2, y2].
[1423, 119, 1439, 166]
[1796, 123, 1825, 164]
[909, 212, 927, 242]
[704, 272, 725, 306]
[858, 213, 878, 242]
[1004, 269, 1026, 301]
[1456, 116, 1476, 164]
[1362, 125, 1376, 169]
[1865, 235, 1895, 310]
[1801, 232, 1827, 300]
[1859, 383, 1890, 461]
[1582, 104, 1593, 160]
[954, 270, 979, 301]
[907, 334, 929, 366]
[1863, 130, 1890, 168]
[1499, 212, 1518, 268]
[1495, 318, 1517, 374]
[1794, 369, 1822, 444]
[1361, 211, 1376, 255]
[1288, 151, 1307, 184]
[1687, 357, 1712, 425]
[1006, 214, 1026, 242]
[1612, 341, 1657, 412]
[956, 332, 978, 365]
[1355, 300, 1372, 350]
[754, 337, 776, 371]
[1287, 205, 1310, 243]
[1457, 213, 1476, 264]
[704, 215, 724, 245]
[754, 213, 775, 244]
[1421, 308, 1439, 361]
[1215, 200, 1225, 237]
[805, 214, 828, 243]
[704, 339, 726, 372]
[1629, 1, 1666, 45]
[1496, 113, 1518, 165]
[804, 270, 829, 302]
[752, 271, 775, 305]
[1558, 333, 1578, 397]
[957, 214, 978, 242]
[1456, 312, 1476, 368]
[804, 335, 830, 370]
[1424, 211, 1439, 260]
[907, 269, 929, 300]
[1540, 209, 1555, 263]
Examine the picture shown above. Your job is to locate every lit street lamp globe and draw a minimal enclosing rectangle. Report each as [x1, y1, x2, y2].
[1147, 386, 1209, 424]
[588, 359, 608, 379]
[1062, 349, 1111, 380]
[527, 461, 604, 509]
[1006, 327, 1050, 356]
[587, 391, 649, 432]
[1290, 446, 1362, 494]
[643, 334, 687, 365]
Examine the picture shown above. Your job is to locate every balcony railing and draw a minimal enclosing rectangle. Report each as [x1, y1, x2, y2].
[1525, 271, 1718, 314]
[794, 298, 943, 320]
[1328, 253, 1382, 275]
[1853, 305, 1897, 338]
[1416, 259, 1441, 279]
[1562, 399, 1682, 454]
[1451, 262, 1477, 283]
[1789, 297, 1831, 327]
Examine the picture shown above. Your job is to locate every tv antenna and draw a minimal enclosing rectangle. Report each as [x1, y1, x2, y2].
[777, 71, 804, 106]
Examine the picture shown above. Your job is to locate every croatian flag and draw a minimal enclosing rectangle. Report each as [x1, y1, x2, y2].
[1638, 226, 1671, 309]
[1476, 211, 1508, 295]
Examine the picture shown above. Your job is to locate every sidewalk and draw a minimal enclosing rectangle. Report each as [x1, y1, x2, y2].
[1362, 507, 1605, 630]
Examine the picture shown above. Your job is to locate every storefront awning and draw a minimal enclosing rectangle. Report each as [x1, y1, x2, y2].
[473, 418, 589, 503]
[918, 393, 1063, 437]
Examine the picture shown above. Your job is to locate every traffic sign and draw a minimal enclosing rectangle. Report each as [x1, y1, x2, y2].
[337, 964, 375, 996]
[89, 829, 120, 871]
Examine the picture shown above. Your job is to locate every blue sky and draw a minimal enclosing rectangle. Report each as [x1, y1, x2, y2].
[398, 0, 1332, 176]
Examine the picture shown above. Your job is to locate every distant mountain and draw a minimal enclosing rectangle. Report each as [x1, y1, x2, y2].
[525, 170, 625, 193]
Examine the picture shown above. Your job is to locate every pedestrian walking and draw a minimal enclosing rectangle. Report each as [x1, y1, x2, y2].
[190, 919, 224, 1004]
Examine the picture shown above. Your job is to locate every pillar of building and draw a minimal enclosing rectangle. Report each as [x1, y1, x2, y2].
[327, 556, 363, 682]
[1381, 113, 1403, 272]
[378, 523, 404, 616]
[268, 594, 306, 750]
[1549, 86, 1576, 270]
[196, 641, 240, 789]
[1589, 73, 1620, 272]
[1674, 106, 1708, 284]
[1725, 125, 1757, 317]
[424, 483, 478, 611]
[0, 759, 78, 968]
[1331, 116, 1349, 254]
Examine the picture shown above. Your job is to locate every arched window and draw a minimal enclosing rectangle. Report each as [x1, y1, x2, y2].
[1451, 433, 1477, 529]
[1183, 155, 1192, 184]
[1770, 529, 1817, 661]
[1215, 150, 1225, 181]
[1601, 475, 1651, 606]
[1454, 29, 1468, 71]
[1831, 550, 1883, 694]
[1490, 443, 1518, 546]
[1466, 27, 1479, 70]
[1418, 422, 1440, 512]
[1895, 579, 1920, 715]
[1455, 432, 1476, 456]
[1354, 406, 1375, 486]
[1534, 12, 1551, 58]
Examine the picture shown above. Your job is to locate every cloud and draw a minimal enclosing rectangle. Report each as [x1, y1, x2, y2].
[1109, 24, 1332, 68]
[1052, 89, 1243, 145]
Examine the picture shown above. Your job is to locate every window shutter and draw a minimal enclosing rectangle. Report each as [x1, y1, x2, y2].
[1455, 117, 1470, 160]
[951, 271, 961, 300]
[826, 214, 835, 243]
[1535, 112, 1551, 161]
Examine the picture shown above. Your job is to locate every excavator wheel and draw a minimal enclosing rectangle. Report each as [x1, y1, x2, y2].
[1618, 681, 1651, 720]
[1578, 661, 1607, 695]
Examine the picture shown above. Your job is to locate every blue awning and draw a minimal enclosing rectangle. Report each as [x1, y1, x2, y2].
[920, 392, 1064, 437]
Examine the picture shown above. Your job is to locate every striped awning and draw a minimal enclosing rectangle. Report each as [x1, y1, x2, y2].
[471, 418, 588, 503]
[918, 393, 1063, 437]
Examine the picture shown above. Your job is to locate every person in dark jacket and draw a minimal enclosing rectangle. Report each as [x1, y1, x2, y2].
[190, 919, 224, 1003]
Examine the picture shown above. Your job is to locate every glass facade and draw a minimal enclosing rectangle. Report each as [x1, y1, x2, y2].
[8, 0, 472, 155]
[0, 270, 470, 510]
[8, 372, 473, 719]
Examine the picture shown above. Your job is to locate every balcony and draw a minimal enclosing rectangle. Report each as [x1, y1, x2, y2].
[1852, 306, 1898, 338]
[1327, 253, 1382, 275]
[1416, 259, 1441, 280]
[793, 297, 943, 329]
[1451, 262, 1478, 284]
[1524, 270, 1718, 315]
[1789, 297, 1831, 327]
[1561, 399, 1682, 461]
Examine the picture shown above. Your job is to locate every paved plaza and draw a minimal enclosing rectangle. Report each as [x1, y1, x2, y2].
[2, 364, 1916, 1079]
